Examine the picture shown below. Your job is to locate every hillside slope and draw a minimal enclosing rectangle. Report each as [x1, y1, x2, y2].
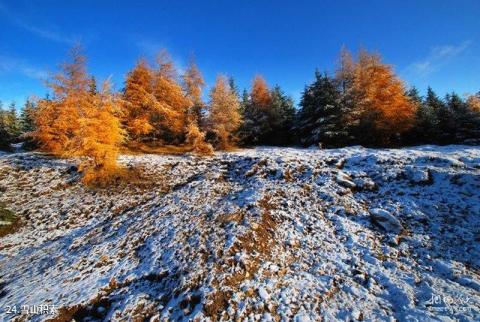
[0, 146, 479, 321]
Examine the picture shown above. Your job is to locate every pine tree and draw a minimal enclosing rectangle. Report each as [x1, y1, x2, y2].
[19, 98, 38, 150]
[20, 98, 37, 133]
[89, 76, 98, 95]
[229, 77, 240, 99]
[298, 71, 345, 147]
[0, 101, 12, 151]
[5, 102, 21, 141]
[207, 75, 242, 149]
[406, 86, 437, 144]
[445, 92, 479, 143]
[268, 85, 296, 145]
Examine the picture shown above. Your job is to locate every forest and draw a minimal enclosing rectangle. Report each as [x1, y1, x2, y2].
[1, 46, 479, 185]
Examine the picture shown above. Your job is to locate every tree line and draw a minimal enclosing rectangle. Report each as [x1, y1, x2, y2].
[1, 46, 479, 185]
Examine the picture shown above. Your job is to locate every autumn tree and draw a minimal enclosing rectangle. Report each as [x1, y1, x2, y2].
[151, 50, 191, 143]
[33, 46, 125, 185]
[122, 59, 157, 141]
[186, 122, 214, 155]
[347, 50, 416, 145]
[467, 92, 480, 113]
[207, 75, 242, 149]
[336, 46, 355, 95]
[34, 47, 91, 154]
[183, 58, 206, 124]
[238, 75, 273, 145]
[72, 80, 125, 185]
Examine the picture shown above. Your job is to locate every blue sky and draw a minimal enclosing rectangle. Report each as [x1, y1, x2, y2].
[1, 0, 479, 109]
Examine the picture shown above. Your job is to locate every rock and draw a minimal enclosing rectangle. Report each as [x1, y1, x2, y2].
[405, 166, 431, 184]
[336, 171, 356, 189]
[258, 287, 269, 301]
[353, 177, 377, 191]
[294, 312, 312, 322]
[370, 208, 403, 234]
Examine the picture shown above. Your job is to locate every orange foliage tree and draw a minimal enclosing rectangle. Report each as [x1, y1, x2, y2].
[33, 46, 124, 185]
[467, 93, 480, 113]
[250, 75, 272, 110]
[207, 75, 242, 150]
[72, 81, 125, 185]
[122, 50, 191, 145]
[122, 59, 157, 140]
[348, 50, 416, 144]
[151, 50, 191, 142]
[183, 58, 206, 123]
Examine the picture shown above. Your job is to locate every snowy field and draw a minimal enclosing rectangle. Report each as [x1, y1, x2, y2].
[0, 145, 479, 321]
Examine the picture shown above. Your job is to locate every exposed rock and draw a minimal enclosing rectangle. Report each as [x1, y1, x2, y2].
[336, 171, 356, 189]
[369, 208, 403, 235]
[405, 166, 431, 184]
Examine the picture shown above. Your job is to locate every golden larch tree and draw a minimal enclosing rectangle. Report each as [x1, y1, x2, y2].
[183, 58, 206, 123]
[73, 80, 125, 186]
[350, 50, 416, 144]
[122, 59, 157, 140]
[186, 122, 214, 155]
[467, 94, 480, 113]
[34, 46, 91, 155]
[336, 46, 355, 94]
[250, 75, 272, 109]
[34, 46, 125, 186]
[151, 50, 191, 142]
[207, 75, 242, 150]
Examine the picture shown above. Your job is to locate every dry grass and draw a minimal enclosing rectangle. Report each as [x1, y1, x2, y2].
[204, 194, 278, 320]
[0, 202, 21, 238]
[122, 142, 194, 155]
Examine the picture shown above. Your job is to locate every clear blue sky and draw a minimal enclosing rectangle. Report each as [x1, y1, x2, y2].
[1, 0, 479, 109]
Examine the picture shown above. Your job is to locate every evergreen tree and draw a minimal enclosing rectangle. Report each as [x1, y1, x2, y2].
[228, 77, 240, 99]
[298, 71, 345, 147]
[445, 92, 479, 142]
[5, 102, 21, 141]
[407, 87, 438, 144]
[0, 101, 12, 151]
[89, 76, 98, 95]
[268, 85, 296, 145]
[20, 98, 37, 133]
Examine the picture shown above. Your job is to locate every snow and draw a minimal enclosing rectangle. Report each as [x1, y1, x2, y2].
[0, 145, 479, 321]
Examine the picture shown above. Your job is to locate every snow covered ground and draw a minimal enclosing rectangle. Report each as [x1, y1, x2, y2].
[0, 145, 479, 321]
